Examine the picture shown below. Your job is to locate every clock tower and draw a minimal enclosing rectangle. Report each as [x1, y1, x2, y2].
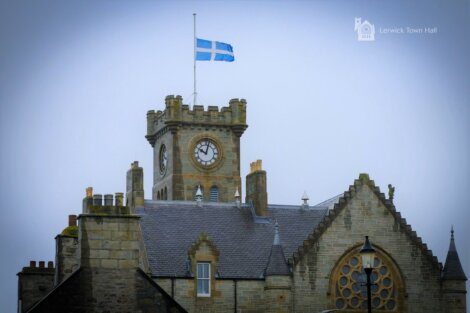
[146, 95, 247, 202]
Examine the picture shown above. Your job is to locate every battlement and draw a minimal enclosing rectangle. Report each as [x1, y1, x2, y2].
[82, 187, 129, 215]
[146, 95, 248, 146]
[20, 261, 55, 274]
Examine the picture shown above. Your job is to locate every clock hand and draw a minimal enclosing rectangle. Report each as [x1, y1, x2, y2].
[199, 148, 206, 154]
[204, 141, 210, 154]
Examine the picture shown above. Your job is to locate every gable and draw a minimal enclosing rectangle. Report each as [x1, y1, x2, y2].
[292, 174, 441, 271]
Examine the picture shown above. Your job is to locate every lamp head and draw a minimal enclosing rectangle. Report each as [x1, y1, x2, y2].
[360, 236, 376, 269]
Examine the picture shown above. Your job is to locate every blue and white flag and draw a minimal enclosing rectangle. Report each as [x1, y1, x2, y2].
[195, 38, 234, 62]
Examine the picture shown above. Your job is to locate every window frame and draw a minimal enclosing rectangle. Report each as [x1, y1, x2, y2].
[196, 262, 211, 297]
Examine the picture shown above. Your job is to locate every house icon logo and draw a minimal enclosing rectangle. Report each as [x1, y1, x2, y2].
[355, 17, 375, 41]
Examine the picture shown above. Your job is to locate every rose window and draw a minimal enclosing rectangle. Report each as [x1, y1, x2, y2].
[332, 249, 403, 311]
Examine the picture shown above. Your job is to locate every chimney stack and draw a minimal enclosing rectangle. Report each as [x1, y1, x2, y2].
[39, 261, 45, 268]
[245, 160, 268, 216]
[126, 161, 144, 208]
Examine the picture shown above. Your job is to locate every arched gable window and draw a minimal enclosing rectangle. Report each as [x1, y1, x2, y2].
[157, 191, 161, 200]
[329, 245, 405, 311]
[164, 187, 168, 200]
[209, 186, 218, 202]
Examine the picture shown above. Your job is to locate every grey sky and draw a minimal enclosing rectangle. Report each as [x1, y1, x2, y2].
[0, 0, 469, 311]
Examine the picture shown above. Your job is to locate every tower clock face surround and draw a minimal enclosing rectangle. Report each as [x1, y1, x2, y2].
[192, 138, 221, 168]
[159, 144, 168, 175]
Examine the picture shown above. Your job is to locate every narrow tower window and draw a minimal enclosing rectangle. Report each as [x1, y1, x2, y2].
[210, 186, 218, 202]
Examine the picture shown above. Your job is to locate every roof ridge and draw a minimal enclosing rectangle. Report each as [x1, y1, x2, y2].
[291, 174, 441, 271]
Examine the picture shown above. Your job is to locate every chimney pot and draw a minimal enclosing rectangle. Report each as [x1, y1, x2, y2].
[30, 261, 36, 268]
[38, 261, 45, 268]
[93, 194, 103, 206]
[104, 194, 113, 206]
[68, 215, 77, 227]
[86, 187, 93, 198]
[115, 192, 124, 206]
[47, 261, 53, 268]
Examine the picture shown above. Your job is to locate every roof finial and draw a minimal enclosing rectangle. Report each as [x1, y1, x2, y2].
[301, 191, 309, 208]
[273, 221, 280, 245]
[195, 185, 203, 207]
[451, 225, 454, 240]
[234, 188, 241, 208]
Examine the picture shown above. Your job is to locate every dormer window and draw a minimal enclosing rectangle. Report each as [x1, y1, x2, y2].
[209, 186, 218, 202]
[196, 262, 211, 297]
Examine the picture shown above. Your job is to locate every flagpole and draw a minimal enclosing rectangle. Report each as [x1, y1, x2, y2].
[193, 13, 197, 106]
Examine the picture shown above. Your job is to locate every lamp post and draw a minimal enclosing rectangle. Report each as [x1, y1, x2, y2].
[360, 236, 376, 313]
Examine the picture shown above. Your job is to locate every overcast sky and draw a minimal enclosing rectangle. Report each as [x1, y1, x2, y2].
[0, 0, 469, 311]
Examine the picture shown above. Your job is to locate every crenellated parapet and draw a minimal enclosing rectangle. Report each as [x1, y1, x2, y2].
[146, 95, 248, 146]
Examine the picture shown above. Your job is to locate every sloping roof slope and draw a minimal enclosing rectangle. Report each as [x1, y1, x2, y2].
[138, 201, 327, 279]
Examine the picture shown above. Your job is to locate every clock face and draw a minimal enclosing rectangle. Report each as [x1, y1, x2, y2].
[159, 144, 168, 175]
[194, 139, 219, 166]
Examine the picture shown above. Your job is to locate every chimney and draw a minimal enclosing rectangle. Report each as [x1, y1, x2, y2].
[126, 161, 144, 209]
[47, 261, 53, 268]
[39, 261, 45, 268]
[30, 261, 36, 268]
[245, 160, 268, 216]
[82, 187, 93, 213]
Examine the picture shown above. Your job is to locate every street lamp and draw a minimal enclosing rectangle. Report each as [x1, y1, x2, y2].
[360, 236, 376, 313]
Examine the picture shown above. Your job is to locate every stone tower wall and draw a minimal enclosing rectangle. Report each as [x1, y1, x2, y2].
[147, 95, 247, 202]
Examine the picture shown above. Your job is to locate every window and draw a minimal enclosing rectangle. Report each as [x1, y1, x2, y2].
[209, 186, 218, 202]
[330, 247, 404, 311]
[197, 262, 211, 297]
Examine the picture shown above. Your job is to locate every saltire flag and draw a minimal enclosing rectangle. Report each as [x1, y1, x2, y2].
[195, 38, 234, 62]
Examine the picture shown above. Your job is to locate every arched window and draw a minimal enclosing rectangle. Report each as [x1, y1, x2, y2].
[164, 187, 168, 200]
[209, 186, 218, 202]
[329, 245, 405, 311]
[157, 191, 161, 200]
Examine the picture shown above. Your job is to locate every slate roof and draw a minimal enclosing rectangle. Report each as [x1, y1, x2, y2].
[137, 200, 328, 279]
[442, 228, 467, 281]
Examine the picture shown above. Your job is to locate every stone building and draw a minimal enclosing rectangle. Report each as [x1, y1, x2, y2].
[18, 95, 467, 313]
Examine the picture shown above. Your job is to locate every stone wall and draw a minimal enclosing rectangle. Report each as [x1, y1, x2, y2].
[17, 261, 54, 312]
[292, 179, 443, 313]
[155, 278, 266, 313]
[28, 268, 187, 313]
[54, 235, 78, 285]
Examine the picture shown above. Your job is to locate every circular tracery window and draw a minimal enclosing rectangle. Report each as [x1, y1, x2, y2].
[333, 251, 400, 311]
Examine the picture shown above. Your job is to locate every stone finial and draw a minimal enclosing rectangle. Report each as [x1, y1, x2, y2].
[86, 187, 93, 198]
[195, 185, 203, 207]
[301, 191, 309, 208]
[250, 160, 263, 173]
[234, 188, 241, 208]
[388, 184, 395, 201]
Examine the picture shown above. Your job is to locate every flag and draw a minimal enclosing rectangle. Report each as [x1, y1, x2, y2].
[195, 38, 234, 62]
